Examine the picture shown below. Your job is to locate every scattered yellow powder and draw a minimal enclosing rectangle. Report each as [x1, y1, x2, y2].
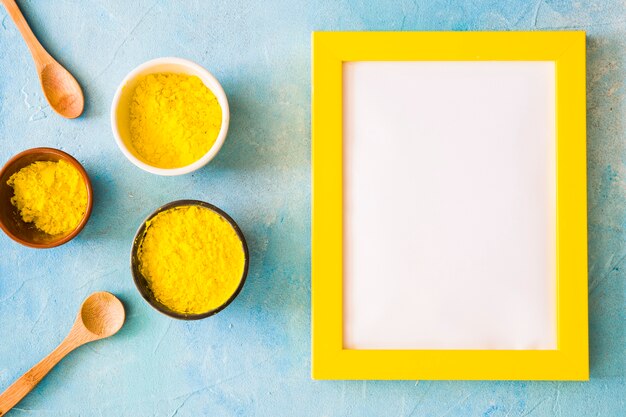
[129, 73, 222, 169]
[7, 160, 88, 235]
[138, 205, 246, 314]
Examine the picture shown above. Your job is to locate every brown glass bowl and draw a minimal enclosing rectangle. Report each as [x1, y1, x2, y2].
[131, 200, 249, 320]
[0, 147, 93, 248]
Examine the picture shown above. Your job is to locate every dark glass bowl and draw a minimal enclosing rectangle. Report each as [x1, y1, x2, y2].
[131, 199, 249, 320]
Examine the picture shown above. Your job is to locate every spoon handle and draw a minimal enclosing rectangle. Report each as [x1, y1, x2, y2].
[0, 0, 52, 68]
[0, 336, 81, 416]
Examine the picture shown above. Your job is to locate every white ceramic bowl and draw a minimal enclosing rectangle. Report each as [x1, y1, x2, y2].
[110, 57, 230, 176]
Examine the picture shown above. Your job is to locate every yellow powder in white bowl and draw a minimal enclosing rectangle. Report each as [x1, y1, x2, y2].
[129, 73, 222, 169]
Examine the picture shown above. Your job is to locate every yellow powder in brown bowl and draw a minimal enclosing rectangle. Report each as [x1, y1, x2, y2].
[7, 160, 88, 235]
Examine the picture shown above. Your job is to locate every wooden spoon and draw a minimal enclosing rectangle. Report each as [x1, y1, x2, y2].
[0, 0, 84, 118]
[0, 292, 125, 416]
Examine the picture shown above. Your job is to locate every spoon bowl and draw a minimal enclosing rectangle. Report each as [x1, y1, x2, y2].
[79, 292, 125, 339]
[40, 63, 84, 119]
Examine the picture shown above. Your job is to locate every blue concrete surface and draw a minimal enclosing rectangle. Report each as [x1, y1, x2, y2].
[0, 0, 624, 415]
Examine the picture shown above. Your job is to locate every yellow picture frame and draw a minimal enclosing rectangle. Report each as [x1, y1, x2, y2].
[311, 31, 588, 380]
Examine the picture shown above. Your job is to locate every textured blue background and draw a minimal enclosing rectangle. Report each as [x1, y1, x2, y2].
[0, 1, 624, 416]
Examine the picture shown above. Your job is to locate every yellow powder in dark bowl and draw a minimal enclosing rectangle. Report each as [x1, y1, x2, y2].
[137, 205, 245, 315]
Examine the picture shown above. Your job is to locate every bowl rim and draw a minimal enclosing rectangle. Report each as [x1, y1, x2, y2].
[110, 57, 230, 177]
[130, 199, 249, 320]
[0, 147, 94, 249]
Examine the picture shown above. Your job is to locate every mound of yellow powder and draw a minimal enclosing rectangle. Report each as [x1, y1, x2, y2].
[129, 73, 222, 169]
[7, 160, 88, 235]
[138, 205, 246, 314]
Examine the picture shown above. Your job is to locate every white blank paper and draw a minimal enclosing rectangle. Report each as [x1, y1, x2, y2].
[343, 61, 557, 350]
